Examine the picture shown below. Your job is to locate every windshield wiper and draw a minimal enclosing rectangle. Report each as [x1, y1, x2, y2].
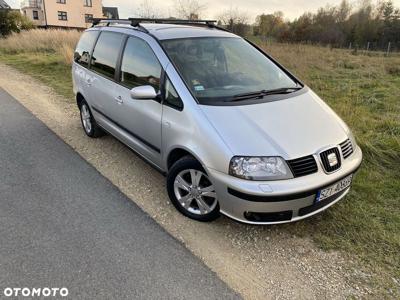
[229, 87, 302, 102]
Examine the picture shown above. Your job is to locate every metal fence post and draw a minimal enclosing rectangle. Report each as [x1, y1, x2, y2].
[386, 42, 391, 56]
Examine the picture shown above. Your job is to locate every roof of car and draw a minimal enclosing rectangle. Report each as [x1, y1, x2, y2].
[142, 23, 237, 40]
[94, 23, 238, 40]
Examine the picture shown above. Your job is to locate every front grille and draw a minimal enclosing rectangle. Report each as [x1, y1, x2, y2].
[340, 139, 354, 159]
[287, 155, 318, 178]
[320, 147, 341, 173]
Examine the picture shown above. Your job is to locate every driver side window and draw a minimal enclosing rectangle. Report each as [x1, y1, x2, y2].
[120, 37, 162, 91]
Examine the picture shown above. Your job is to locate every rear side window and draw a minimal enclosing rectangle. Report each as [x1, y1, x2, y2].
[74, 30, 99, 67]
[90, 32, 124, 80]
[120, 37, 162, 90]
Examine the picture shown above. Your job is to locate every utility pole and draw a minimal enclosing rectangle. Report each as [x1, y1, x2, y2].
[42, 0, 48, 27]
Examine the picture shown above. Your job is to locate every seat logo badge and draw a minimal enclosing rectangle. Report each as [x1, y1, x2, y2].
[327, 153, 338, 167]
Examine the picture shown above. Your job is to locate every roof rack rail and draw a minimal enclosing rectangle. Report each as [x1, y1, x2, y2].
[91, 18, 230, 33]
[91, 18, 132, 27]
[128, 18, 217, 27]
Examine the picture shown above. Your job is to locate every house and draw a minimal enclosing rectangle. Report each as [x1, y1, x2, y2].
[0, 0, 11, 10]
[21, 0, 103, 29]
[103, 6, 118, 19]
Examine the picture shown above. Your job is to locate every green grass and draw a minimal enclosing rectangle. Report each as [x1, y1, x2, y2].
[1, 43, 399, 296]
[0, 51, 73, 100]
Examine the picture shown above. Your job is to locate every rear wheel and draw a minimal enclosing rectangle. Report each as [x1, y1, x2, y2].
[167, 156, 220, 222]
[79, 100, 104, 138]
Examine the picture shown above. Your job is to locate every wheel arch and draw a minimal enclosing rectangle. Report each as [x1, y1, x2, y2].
[166, 147, 205, 171]
[76, 92, 85, 108]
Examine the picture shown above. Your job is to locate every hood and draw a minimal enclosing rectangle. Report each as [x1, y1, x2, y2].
[200, 89, 349, 159]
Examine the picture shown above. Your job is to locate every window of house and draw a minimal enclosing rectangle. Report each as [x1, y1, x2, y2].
[33, 10, 38, 20]
[120, 37, 162, 90]
[74, 30, 99, 67]
[90, 32, 124, 80]
[56, 0, 66, 4]
[85, 14, 93, 23]
[164, 77, 183, 110]
[58, 11, 67, 21]
[84, 0, 92, 7]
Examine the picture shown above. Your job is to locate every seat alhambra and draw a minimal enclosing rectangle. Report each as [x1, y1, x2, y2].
[72, 19, 362, 224]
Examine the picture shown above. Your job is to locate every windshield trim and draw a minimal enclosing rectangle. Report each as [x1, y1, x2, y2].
[159, 36, 304, 106]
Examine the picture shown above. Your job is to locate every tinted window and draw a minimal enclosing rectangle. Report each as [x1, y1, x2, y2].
[74, 30, 99, 67]
[91, 32, 124, 80]
[164, 77, 183, 110]
[120, 37, 162, 90]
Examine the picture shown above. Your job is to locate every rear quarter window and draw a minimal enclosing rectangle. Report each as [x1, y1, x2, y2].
[90, 31, 125, 80]
[74, 30, 99, 67]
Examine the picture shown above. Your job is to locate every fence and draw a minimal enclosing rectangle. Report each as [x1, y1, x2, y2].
[347, 41, 399, 56]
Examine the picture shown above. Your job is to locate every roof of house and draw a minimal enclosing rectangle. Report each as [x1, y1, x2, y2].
[0, 0, 11, 9]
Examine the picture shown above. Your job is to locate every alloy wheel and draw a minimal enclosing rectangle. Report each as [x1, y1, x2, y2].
[81, 104, 92, 134]
[173, 169, 217, 215]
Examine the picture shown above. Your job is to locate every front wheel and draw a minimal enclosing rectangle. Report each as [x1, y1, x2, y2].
[167, 156, 220, 222]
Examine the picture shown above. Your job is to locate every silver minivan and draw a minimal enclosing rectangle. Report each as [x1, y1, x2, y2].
[72, 19, 362, 224]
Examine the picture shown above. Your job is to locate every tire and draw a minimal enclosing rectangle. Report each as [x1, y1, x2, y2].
[79, 100, 105, 138]
[167, 156, 220, 222]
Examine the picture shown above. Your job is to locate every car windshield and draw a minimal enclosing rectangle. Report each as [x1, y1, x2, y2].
[161, 37, 300, 104]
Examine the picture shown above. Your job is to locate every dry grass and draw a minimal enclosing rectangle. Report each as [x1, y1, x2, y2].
[0, 29, 81, 64]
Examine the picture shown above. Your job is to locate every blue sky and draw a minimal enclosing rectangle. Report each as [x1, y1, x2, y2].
[7, 0, 400, 21]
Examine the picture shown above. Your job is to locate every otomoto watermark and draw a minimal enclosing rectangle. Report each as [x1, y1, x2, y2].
[3, 287, 68, 297]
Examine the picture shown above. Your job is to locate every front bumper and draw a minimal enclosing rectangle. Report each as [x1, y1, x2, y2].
[207, 146, 363, 224]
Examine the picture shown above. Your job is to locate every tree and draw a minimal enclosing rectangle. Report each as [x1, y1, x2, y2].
[0, 10, 34, 37]
[289, 13, 314, 42]
[255, 12, 285, 42]
[376, 0, 400, 47]
[137, 0, 162, 18]
[216, 7, 249, 36]
[174, 0, 206, 19]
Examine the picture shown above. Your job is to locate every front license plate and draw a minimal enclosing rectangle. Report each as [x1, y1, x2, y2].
[316, 174, 353, 202]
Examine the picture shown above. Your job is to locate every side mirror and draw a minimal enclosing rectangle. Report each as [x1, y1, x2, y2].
[130, 85, 158, 100]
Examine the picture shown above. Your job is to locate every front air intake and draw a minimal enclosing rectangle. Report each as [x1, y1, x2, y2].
[287, 155, 318, 178]
[340, 139, 354, 159]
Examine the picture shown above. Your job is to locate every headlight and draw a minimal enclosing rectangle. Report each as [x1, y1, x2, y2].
[229, 156, 293, 181]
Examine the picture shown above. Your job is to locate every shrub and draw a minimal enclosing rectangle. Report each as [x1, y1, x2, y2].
[0, 10, 34, 37]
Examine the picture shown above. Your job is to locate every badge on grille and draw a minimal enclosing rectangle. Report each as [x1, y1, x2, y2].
[327, 153, 338, 167]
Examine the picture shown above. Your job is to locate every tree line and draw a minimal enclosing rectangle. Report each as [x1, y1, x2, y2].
[223, 0, 400, 51]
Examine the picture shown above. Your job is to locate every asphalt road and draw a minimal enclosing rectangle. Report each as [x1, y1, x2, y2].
[0, 88, 240, 299]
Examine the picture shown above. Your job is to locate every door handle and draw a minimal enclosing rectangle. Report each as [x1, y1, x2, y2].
[86, 78, 92, 86]
[115, 96, 123, 104]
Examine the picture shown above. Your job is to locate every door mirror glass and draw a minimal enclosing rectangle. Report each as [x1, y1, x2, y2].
[130, 85, 158, 100]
